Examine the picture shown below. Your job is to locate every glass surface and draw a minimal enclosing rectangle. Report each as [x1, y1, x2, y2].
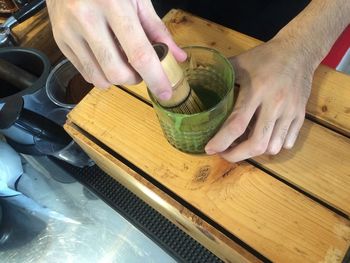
[45, 59, 79, 109]
[149, 46, 234, 153]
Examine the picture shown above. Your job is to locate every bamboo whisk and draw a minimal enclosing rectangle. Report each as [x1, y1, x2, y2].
[153, 43, 205, 114]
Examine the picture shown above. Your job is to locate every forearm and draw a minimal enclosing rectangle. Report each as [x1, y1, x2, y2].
[273, 0, 350, 70]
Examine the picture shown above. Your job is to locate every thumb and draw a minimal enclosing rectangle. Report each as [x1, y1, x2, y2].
[137, 1, 187, 62]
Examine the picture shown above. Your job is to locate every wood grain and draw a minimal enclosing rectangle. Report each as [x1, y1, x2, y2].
[125, 80, 350, 216]
[67, 86, 350, 262]
[65, 122, 261, 263]
[254, 121, 350, 215]
[124, 9, 350, 216]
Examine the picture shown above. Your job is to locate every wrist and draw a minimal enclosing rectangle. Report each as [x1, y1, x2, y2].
[272, 0, 350, 72]
[271, 32, 321, 73]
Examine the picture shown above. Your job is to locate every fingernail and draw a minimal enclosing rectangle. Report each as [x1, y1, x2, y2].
[205, 147, 216, 155]
[284, 142, 293, 149]
[179, 49, 187, 61]
[158, 91, 171, 100]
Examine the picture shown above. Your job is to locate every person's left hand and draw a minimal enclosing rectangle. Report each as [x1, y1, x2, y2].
[205, 38, 315, 162]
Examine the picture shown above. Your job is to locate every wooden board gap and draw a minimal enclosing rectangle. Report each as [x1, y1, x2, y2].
[247, 159, 350, 220]
[68, 122, 272, 263]
[306, 113, 350, 138]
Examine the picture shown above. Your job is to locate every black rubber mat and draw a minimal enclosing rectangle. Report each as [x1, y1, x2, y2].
[54, 159, 223, 263]
[343, 247, 350, 263]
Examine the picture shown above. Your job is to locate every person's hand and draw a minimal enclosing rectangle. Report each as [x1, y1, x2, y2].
[205, 39, 315, 162]
[46, 0, 186, 100]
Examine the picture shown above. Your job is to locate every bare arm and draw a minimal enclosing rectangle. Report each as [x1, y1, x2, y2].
[275, 0, 350, 72]
[205, 0, 350, 162]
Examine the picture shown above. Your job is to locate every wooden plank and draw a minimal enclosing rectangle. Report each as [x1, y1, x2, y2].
[157, 9, 350, 136]
[124, 10, 350, 216]
[254, 121, 350, 215]
[308, 67, 350, 137]
[67, 86, 350, 262]
[64, 122, 261, 263]
[125, 82, 350, 216]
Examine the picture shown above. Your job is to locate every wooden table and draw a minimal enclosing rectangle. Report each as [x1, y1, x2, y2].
[17, 8, 350, 263]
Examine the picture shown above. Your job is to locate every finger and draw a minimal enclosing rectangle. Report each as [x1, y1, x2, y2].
[266, 115, 294, 155]
[56, 42, 91, 83]
[105, 3, 172, 100]
[82, 19, 141, 86]
[284, 112, 305, 149]
[220, 106, 277, 163]
[205, 86, 259, 154]
[229, 56, 247, 84]
[138, 0, 187, 62]
[65, 32, 111, 89]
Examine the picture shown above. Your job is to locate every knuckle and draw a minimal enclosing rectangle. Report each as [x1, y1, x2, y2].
[96, 46, 113, 66]
[249, 90, 263, 103]
[250, 141, 268, 156]
[90, 74, 110, 89]
[290, 94, 300, 106]
[252, 75, 269, 88]
[284, 111, 296, 120]
[262, 120, 274, 136]
[280, 127, 289, 141]
[71, 3, 96, 23]
[67, 1, 85, 15]
[252, 80, 270, 97]
[66, 1, 76, 12]
[227, 117, 248, 136]
[273, 89, 287, 105]
[267, 144, 281, 155]
[104, 68, 131, 85]
[81, 13, 96, 25]
[82, 62, 94, 80]
[128, 47, 153, 70]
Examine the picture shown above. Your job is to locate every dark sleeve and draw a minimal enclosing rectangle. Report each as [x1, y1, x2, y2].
[152, 0, 310, 41]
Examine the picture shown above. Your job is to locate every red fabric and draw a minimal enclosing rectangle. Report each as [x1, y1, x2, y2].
[322, 25, 350, 68]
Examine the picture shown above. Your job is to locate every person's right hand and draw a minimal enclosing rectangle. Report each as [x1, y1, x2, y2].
[46, 0, 186, 100]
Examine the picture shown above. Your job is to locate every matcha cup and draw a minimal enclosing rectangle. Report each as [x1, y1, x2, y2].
[148, 46, 235, 154]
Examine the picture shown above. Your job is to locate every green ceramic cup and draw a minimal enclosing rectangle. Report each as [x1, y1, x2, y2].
[149, 46, 235, 154]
